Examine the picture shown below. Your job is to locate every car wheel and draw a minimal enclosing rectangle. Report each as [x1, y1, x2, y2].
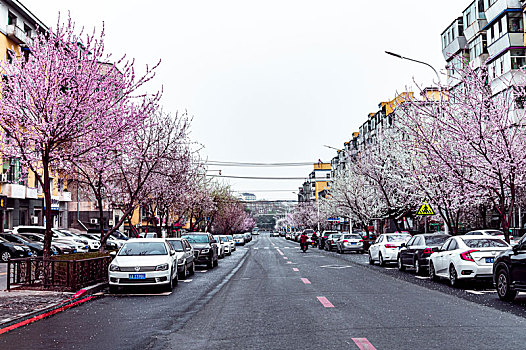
[449, 265, 459, 287]
[207, 258, 214, 269]
[213, 257, 218, 267]
[379, 253, 385, 267]
[415, 259, 422, 276]
[496, 269, 518, 301]
[189, 262, 195, 275]
[397, 255, 405, 271]
[429, 262, 438, 281]
[179, 264, 188, 279]
[368, 252, 374, 265]
[1, 250, 11, 262]
[165, 272, 174, 292]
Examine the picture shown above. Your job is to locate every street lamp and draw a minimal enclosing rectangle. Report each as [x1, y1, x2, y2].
[385, 51, 441, 84]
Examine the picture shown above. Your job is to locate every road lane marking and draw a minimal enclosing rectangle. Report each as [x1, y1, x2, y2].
[293, 268, 299, 272]
[253, 247, 259, 250]
[264, 247, 269, 249]
[283, 257, 288, 260]
[182, 279, 193, 283]
[301, 278, 311, 284]
[319, 265, 352, 269]
[352, 338, 377, 350]
[277, 249, 284, 256]
[415, 276, 428, 280]
[198, 270, 208, 273]
[286, 262, 293, 264]
[317, 296, 334, 308]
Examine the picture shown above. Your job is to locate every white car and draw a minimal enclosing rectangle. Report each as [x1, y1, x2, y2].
[223, 235, 235, 252]
[213, 235, 228, 258]
[108, 238, 178, 293]
[429, 235, 510, 286]
[217, 235, 233, 255]
[58, 229, 100, 251]
[465, 229, 516, 246]
[233, 234, 245, 245]
[50, 229, 90, 253]
[368, 233, 412, 266]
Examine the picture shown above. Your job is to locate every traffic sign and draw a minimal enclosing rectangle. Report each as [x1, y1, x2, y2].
[416, 201, 435, 216]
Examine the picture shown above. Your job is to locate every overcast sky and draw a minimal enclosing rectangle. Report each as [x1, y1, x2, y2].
[24, 0, 464, 200]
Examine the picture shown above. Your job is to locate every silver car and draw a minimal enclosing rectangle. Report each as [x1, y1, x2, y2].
[335, 234, 365, 254]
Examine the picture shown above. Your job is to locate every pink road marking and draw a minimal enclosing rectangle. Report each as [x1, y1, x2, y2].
[283, 257, 288, 260]
[293, 268, 299, 272]
[301, 278, 311, 284]
[316, 296, 334, 308]
[352, 338, 377, 350]
[286, 261, 292, 264]
[276, 249, 284, 256]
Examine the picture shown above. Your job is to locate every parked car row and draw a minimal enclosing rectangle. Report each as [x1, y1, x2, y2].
[108, 232, 245, 293]
[232, 232, 253, 246]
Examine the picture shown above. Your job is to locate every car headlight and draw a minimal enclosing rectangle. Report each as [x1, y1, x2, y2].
[155, 263, 169, 271]
[14, 246, 24, 251]
[201, 249, 209, 254]
[109, 264, 120, 271]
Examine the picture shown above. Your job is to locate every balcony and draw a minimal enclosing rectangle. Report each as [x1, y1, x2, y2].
[487, 33, 524, 58]
[442, 36, 468, 60]
[26, 187, 38, 199]
[6, 25, 29, 45]
[2, 184, 26, 199]
[464, 19, 488, 43]
[485, 0, 521, 23]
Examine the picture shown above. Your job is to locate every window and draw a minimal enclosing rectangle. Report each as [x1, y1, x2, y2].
[406, 237, 416, 246]
[448, 240, 459, 251]
[498, 17, 502, 34]
[7, 11, 16, 26]
[511, 49, 526, 70]
[5, 49, 13, 64]
[508, 13, 523, 33]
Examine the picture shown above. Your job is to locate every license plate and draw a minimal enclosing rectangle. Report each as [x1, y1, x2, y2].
[129, 274, 146, 280]
[351, 242, 357, 245]
[485, 258, 495, 263]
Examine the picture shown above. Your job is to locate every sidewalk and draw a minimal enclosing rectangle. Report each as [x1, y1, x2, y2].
[0, 290, 70, 325]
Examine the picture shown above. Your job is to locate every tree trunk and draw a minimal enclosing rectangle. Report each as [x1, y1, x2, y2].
[42, 156, 53, 260]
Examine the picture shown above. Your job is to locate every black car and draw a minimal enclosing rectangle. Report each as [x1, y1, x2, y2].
[81, 233, 119, 250]
[182, 232, 219, 269]
[17, 232, 76, 254]
[397, 234, 450, 275]
[324, 233, 342, 251]
[493, 234, 526, 301]
[0, 233, 58, 257]
[318, 231, 338, 250]
[0, 236, 32, 262]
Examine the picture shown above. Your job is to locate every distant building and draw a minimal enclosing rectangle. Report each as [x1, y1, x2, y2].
[240, 193, 257, 202]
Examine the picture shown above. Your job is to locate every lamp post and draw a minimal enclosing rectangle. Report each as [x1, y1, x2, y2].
[385, 51, 441, 83]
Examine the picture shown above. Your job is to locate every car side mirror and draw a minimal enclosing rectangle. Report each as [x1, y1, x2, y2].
[401, 243, 406, 248]
[513, 245, 520, 254]
[110, 251, 117, 258]
[170, 249, 176, 256]
[431, 247, 440, 253]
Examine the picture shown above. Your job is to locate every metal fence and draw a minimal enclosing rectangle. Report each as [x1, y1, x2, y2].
[7, 256, 112, 292]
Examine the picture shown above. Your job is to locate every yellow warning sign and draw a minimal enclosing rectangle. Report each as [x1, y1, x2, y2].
[416, 201, 435, 216]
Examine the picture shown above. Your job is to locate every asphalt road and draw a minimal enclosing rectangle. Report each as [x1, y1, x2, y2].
[2, 233, 526, 349]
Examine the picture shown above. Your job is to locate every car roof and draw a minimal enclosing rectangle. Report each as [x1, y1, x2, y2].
[127, 238, 167, 243]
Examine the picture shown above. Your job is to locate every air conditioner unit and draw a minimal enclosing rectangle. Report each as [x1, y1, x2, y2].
[90, 218, 99, 224]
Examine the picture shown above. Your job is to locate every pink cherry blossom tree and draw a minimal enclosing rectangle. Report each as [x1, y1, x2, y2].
[0, 16, 160, 257]
[399, 63, 526, 241]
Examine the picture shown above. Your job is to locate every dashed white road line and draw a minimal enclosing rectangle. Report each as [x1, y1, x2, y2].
[293, 268, 299, 272]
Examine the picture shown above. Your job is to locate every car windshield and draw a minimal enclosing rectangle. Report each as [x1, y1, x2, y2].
[183, 235, 209, 243]
[18, 228, 46, 234]
[219, 237, 229, 242]
[332, 234, 342, 239]
[387, 235, 410, 242]
[233, 234, 244, 239]
[462, 238, 508, 248]
[424, 236, 450, 245]
[167, 240, 184, 252]
[118, 242, 168, 256]
[59, 231, 74, 237]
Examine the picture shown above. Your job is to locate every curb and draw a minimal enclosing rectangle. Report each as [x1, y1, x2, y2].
[0, 283, 107, 335]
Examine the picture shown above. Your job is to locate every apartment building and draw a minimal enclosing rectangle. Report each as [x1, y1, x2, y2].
[298, 163, 332, 203]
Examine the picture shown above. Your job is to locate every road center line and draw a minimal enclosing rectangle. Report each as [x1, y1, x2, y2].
[301, 278, 311, 284]
[293, 268, 299, 272]
[316, 296, 334, 308]
[352, 338, 377, 350]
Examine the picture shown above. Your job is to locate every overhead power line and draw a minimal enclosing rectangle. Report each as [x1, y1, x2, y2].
[207, 175, 306, 180]
[206, 160, 315, 167]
